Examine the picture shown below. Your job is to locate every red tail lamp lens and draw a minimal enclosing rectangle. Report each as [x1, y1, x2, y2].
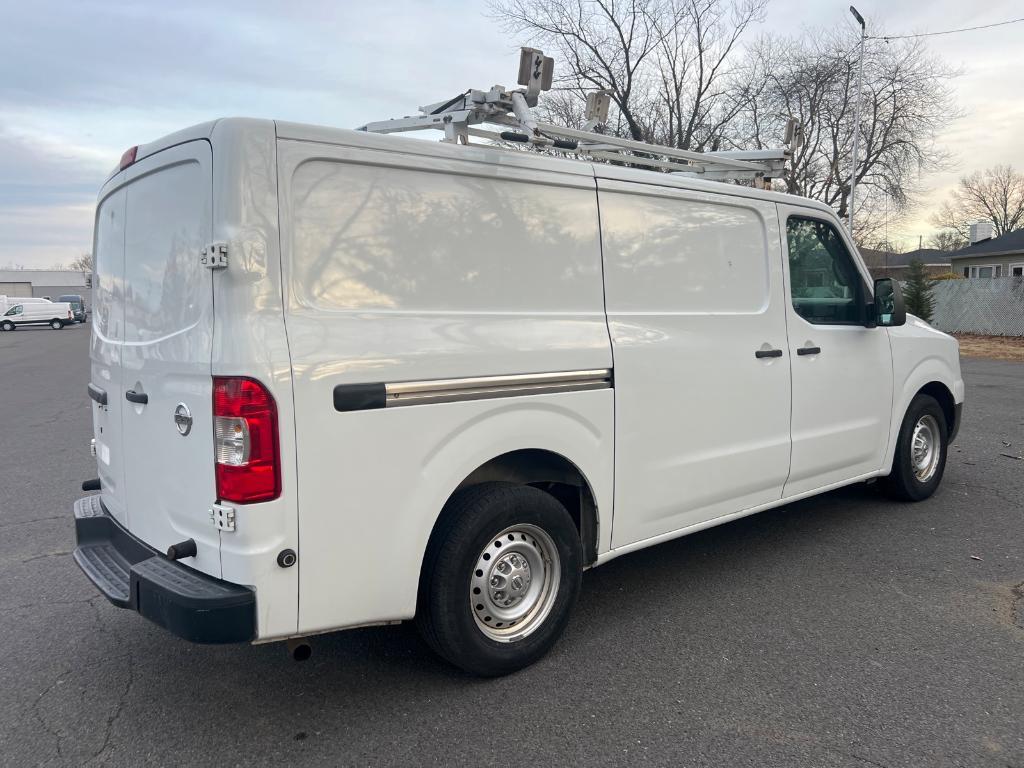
[213, 377, 281, 504]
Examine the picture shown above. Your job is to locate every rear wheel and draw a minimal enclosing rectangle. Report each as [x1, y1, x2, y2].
[884, 394, 948, 501]
[0, 320, 13, 332]
[50, 319, 63, 330]
[416, 483, 582, 676]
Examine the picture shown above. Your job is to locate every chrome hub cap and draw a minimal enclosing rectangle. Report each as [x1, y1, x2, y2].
[470, 524, 560, 643]
[911, 414, 941, 483]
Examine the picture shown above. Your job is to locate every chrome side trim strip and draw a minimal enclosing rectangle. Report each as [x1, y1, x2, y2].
[384, 369, 612, 407]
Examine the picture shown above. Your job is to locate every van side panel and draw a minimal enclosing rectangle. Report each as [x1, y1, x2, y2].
[277, 139, 613, 634]
[210, 119, 300, 640]
[599, 180, 792, 547]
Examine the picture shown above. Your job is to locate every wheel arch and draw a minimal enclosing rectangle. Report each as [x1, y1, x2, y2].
[917, 381, 956, 436]
[423, 448, 602, 581]
[884, 363, 959, 472]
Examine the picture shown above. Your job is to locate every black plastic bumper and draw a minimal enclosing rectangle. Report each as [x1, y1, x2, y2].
[73, 496, 255, 644]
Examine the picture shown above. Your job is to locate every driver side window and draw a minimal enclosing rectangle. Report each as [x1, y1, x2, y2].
[786, 217, 866, 325]
[5, 305, 22, 316]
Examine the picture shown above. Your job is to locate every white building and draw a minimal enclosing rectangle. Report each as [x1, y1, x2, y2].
[0, 269, 91, 304]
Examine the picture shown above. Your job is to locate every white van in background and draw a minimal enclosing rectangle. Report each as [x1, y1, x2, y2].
[73, 117, 963, 677]
[0, 295, 52, 314]
[1, 301, 74, 330]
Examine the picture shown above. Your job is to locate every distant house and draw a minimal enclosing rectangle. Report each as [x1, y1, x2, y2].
[950, 225, 1024, 279]
[859, 247, 951, 280]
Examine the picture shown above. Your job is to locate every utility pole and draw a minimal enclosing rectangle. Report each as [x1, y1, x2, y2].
[848, 6, 866, 234]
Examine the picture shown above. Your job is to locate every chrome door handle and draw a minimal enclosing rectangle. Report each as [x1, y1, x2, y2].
[797, 346, 821, 356]
[755, 349, 783, 359]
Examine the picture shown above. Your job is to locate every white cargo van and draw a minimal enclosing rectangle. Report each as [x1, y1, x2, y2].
[0, 295, 52, 314]
[2, 300, 74, 330]
[74, 108, 963, 675]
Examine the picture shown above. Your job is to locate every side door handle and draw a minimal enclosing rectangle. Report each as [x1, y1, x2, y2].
[754, 349, 783, 359]
[125, 390, 149, 405]
[87, 383, 107, 405]
[797, 346, 821, 356]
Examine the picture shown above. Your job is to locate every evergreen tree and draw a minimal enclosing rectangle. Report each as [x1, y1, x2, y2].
[903, 259, 936, 322]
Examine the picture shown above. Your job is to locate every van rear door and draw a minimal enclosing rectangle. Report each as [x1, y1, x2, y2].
[91, 188, 127, 525]
[91, 140, 220, 576]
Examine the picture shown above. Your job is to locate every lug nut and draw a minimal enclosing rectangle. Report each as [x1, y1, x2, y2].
[494, 591, 505, 601]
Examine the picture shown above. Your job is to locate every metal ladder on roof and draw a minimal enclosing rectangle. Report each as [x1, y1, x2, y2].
[358, 48, 800, 187]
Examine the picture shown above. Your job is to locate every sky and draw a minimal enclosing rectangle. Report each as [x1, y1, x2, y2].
[1, 0, 1021, 267]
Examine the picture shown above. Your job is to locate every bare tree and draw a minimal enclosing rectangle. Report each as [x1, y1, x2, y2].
[736, 31, 957, 241]
[491, 0, 662, 140]
[488, 3, 957, 238]
[71, 253, 94, 287]
[71, 253, 94, 274]
[930, 165, 1024, 239]
[925, 230, 967, 252]
[648, 0, 767, 150]
[490, 0, 764, 148]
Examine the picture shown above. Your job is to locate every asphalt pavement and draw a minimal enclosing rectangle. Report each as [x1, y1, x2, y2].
[1, 324, 1021, 767]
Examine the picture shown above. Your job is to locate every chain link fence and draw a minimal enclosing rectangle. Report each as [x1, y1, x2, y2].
[930, 277, 1024, 336]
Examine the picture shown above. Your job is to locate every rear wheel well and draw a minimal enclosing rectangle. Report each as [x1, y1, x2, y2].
[441, 450, 600, 565]
[917, 381, 955, 434]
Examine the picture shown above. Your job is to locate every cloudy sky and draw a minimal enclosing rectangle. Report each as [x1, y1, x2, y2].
[2, 0, 1021, 267]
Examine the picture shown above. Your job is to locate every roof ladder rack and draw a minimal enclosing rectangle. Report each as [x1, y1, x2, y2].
[358, 47, 800, 186]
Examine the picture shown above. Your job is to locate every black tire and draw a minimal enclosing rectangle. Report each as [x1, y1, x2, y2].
[0, 320, 13, 332]
[50, 319, 63, 330]
[416, 483, 582, 677]
[883, 394, 948, 501]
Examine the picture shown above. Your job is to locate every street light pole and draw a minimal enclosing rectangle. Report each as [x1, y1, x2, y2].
[848, 5, 866, 234]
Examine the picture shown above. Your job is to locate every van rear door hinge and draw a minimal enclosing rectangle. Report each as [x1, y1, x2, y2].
[210, 503, 235, 532]
[201, 242, 228, 269]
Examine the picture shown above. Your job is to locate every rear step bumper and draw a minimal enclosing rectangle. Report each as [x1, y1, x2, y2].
[72, 495, 255, 644]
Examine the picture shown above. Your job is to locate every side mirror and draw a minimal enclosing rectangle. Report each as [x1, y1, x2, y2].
[873, 278, 906, 327]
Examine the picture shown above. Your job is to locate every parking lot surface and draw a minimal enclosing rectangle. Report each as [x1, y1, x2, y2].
[1, 325, 1022, 767]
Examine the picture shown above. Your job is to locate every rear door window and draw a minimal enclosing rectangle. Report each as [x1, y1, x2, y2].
[786, 216, 865, 325]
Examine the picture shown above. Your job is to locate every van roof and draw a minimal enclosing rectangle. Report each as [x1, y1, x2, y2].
[105, 117, 838, 218]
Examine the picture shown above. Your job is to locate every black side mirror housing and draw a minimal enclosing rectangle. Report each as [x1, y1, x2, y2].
[873, 277, 906, 327]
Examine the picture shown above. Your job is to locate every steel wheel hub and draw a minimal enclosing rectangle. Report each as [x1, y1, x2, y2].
[911, 414, 941, 483]
[470, 524, 560, 643]
[488, 551, 532, 608]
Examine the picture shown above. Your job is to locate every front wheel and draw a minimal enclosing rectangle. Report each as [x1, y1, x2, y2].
[416, 483, 582, 676]
[884, 394, 948, 501]
[0, 320, 14, 332]
[50, 319, 63, 330]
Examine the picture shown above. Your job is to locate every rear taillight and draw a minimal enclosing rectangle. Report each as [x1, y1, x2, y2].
[67, 310, 72, 319]
[213, 377, 281, 503]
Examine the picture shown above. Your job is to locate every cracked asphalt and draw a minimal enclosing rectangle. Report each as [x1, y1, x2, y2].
[1, 326, 1022, 767]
